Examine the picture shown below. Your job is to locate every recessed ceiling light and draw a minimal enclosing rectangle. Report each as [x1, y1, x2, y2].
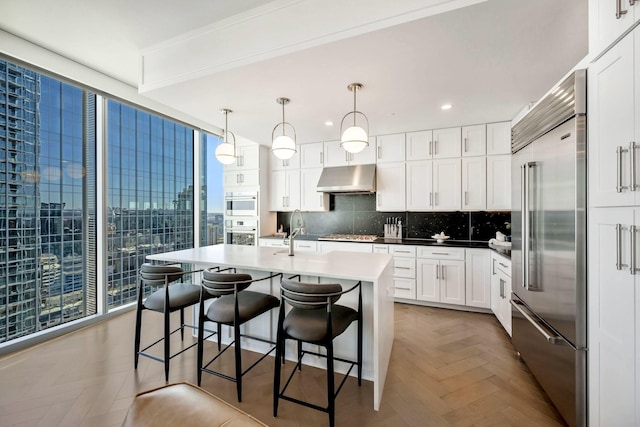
[325, 120, 334, 126]
[441, 104, 453, 110]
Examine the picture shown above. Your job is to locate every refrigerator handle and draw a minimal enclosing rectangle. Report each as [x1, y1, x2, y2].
[510, 299, 569, 346]
[521, 164, 528, 290]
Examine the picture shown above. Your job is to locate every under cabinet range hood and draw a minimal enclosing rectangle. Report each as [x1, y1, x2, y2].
[316, 164, 376, 193]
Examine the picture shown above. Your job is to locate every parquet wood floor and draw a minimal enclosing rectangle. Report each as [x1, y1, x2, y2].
[0, 303, 565, 426]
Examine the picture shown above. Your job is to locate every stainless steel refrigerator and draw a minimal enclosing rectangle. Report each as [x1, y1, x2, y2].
[511, 69, 587, 427]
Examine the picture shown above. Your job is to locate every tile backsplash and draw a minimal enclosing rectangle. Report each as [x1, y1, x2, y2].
[276, 194, 510, 241]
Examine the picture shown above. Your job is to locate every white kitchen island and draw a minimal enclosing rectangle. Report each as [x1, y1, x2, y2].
[146, 244, 395, 411]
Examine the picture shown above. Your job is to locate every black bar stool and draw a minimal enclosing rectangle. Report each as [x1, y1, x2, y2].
[197, 269, 282, 402]
[273, 278, 363, 427]
[134, 263, 214, 381]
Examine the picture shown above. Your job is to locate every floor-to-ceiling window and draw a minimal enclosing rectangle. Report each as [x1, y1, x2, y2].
[106, 101, 195, 309]
[0, 60, 97, 343]
[0, 57, 224, 346]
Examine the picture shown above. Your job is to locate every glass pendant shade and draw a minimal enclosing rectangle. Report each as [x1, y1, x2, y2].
[341, 125, 368, 153]
[272, 134, 296, 159]
[340, 83, 369, 154]
[271, 97, 297, 160]
[215, 141, 235, 164]
[216, 108, 236, 165]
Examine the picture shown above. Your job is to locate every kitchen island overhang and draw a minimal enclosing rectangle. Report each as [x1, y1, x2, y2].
[146, 244, 395, 411]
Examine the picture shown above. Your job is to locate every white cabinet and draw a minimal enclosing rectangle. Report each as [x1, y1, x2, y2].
[300, 168, 329, 212]
[376, 133, 406, 163]
[269, 169, 300, 211]
[588, 30, 638, 208]
[323, 138, 376, 167]
[376, 162, 406, 211]
[487, 154, 511, 211]
[406, 159, 461, 211]
[490, 252, 511, 336]
[317, 241, 373, 254]
[416, 247, 465, 305]
[486, 122, 512, 155]
[270, 153, 300, 170]
[461, 124, 486, 157]
[300, 142, 324, 169]
[223, 169, 260, 188]
[259, 238, 287, 248]
[589, 0, 639, 57]
[465, 249, 491, 309]
[391, 246, 416, 299]
[461, 157, 486, 211]
[406, 130, 433, 160]
[224, 143, 261, 171]
[432, 127, 462, 159]
[588, 207, 639, 426]
[293, 240, 317, 253]
[373, 244, 389, 254]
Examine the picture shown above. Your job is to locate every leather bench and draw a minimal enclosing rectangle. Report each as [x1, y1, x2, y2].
[122, 382, 267, 427]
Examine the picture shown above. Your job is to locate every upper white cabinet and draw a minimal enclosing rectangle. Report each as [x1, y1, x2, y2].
[487, 154, 512, 211]
[462, 157, 487, 211]
[406, 159, 461, 211]
[589, 30, 638, 208]
[300, 168, 329, 212]
[406, 130, 433, 160]
[270, 152, 300, 170]
[223, 144, 268, 191]
[376, 133, 406, 163]
[461, 124, 486, 157]
[269, 169, 300, 211]
[376, 162, 406, 211]
[589, 0, 639, 57]
[224, 143, 261, 171]
[300, 142, 324, 169]
[486, 122, 512, 155]
[432, 127, 462, 159]
[416, 247, 465, 305]
[323, 138, 376, 167]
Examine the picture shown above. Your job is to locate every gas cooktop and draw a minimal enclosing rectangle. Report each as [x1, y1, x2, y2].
[318, 234, 379, 242]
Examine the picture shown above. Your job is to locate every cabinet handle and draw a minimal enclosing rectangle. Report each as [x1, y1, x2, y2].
[396, 266, 411, 270]
[429, 192, 433, 206]
[436, 264, 439, 279]
[434, 140, 438, 155]
[464, 191, 469, 206]
[434, 192, 438, 206]
[631, 142, 637, 191]
[442, 265, 446, 280]
[616, 223, 627, 270]
[617, 0, 628, 18]
[616, 146, 628, 192]
[377, 146, 381, 159]
[236, 174, 240, 184]
[432, 252, 449, 255]
[499, 262, 508, 269]
[396, 287, 411, 291]
[499, 278, 504, 298]
[492, 258, 496, 275]
[631, 225, 637, 275]
[464, 137, 468, 152]
[396, 250, 411, 253]
[429, 141, 433, 155]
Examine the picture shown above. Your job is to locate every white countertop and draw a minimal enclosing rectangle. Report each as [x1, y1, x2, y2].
[147, 244, 393, 282]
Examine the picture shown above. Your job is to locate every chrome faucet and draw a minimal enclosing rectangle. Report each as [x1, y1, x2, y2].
[288, 209, 305, 256]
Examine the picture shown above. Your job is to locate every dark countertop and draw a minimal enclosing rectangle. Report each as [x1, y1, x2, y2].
[260, 234, 512, 258]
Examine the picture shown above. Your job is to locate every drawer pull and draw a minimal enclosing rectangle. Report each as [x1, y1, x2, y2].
[498, 262, 508, 268]
[395, 266, 412, 270]
[431, 252, 450, 255]
[396, 287, 411, 291]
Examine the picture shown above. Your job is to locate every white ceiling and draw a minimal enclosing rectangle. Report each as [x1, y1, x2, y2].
[0, 0, 588, 145]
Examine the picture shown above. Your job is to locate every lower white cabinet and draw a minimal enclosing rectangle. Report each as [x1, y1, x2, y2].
[391, 246, 416, 299]
[465, 249, 491, 308]
[416, 247, 465, 305]
[490, 251, 511, 335]
[293, 240, 317, 253]
[300, 168, 329, 212]
[588, 207, 639, 425]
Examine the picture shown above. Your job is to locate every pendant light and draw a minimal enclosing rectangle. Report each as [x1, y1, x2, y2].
[215, 108, 236, 165]
[340, 83, 369, 154]
[271, 97, 297, 160]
